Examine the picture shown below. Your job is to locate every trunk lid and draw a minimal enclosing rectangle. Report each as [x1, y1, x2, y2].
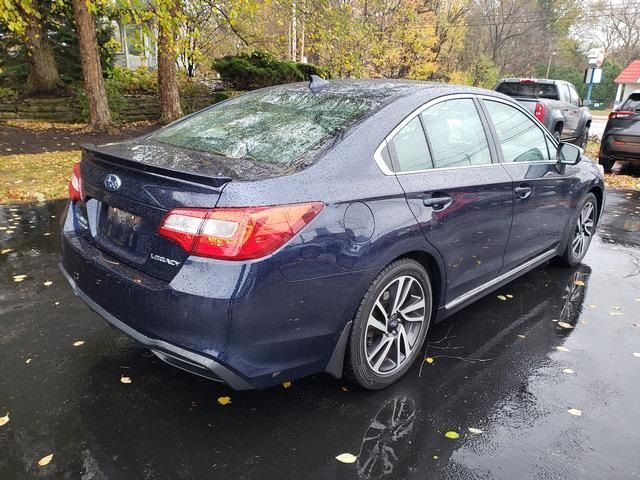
[75, 140, 237, 281]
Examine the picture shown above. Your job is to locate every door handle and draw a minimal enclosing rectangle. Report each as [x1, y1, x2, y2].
[514, 185, 532, 199]
[423, 195, 452, 210]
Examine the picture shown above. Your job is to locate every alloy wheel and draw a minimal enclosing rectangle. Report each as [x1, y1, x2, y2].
[572, 201, 595, 258]
[364, 275, 426, 375]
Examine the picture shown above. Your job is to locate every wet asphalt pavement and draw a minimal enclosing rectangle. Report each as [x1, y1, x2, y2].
[1, 190, 640, 480]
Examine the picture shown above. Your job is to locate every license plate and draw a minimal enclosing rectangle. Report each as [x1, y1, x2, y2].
[101, 206, 141, 248]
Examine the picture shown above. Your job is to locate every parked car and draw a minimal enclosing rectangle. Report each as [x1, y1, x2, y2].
[599, 91, 640, 172]
[60, 79, 605, 390]
[495, 78, 592, 147]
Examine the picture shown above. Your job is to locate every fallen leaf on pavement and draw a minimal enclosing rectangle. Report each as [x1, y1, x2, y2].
[567, 408, 582, 416]
[467, 427, 483, 434]
[13, 275, 27, 282]
[217, 396, 231, 405]
[557, 322, 573, 329]
[556, 346, 570, 352]
[506, 294, 513, 298]
[335, 453, 357, 463]
[562, 368, 575, 374]
[282, 381, 292, 389]
[517, 335, 526, 339]
[425, 357, 434, 364]
[37, 454, 53, 466]
[43, 281, 53, 287]
[120, 376, 132, 384]
[497, 295, 507, 301]
[444, 431, 460, 439]
[1, 248, 13, 254]
[72, 341, 85, 347]
[0, 412, 9, 426]
[25, 358, 31, 364]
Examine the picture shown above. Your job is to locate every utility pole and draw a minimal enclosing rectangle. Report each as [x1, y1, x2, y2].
[545, 51, 556, 78]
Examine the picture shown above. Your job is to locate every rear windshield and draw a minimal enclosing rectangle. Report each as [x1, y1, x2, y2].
[496, 82, 559, 100]
[622, 93, 640, 111]
[150, 87, 382, 167]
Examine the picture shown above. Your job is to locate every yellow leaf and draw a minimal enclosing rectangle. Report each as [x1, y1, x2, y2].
[217, 396, 231, 405]
[120, 375, 132, 384]
[517, 334, 526, 339]
[557, 322, 573, 329]
[37, 453, 53, 466]
[556, 346, 570, 352]
[506, 294, 513, 298]
[282, 381, 292, 389]
[25, 358, 32, 364]
[72, 340, 85, 347]
[497, 295, 507, 301]
[425, 357, 434, 364]
[467, 427, 483, 434]
[0, 412, 9, 426]
[13, 274, 27, 282]
[444, 431, 459, 439]
[567, 408, 582, 416]
[588, 304, 597, 308]
[574, 280, 585, 286]
[335, 453, 357, 463]
[43, 281, 53, 286]
[433, 455, 439, 460]
[1, 248, 13, 254]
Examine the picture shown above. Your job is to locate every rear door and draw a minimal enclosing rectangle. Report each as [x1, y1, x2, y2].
[384, 95, 514, 304]
[562, 84, 581, 137]
[479, 97, 576, 271]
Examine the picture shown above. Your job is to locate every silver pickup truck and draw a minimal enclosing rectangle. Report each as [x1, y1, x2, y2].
[495, 78, 592, 147]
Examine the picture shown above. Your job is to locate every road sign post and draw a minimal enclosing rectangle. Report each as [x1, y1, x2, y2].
[585, 48, 605, 102]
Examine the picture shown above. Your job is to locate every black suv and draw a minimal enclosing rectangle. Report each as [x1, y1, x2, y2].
[599, 92, 640, 172]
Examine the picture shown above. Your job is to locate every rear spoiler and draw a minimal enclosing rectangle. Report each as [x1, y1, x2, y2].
[80, 143, 233, 189]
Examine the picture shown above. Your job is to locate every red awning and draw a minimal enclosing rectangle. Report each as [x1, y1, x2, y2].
[615, 60, 640, 84]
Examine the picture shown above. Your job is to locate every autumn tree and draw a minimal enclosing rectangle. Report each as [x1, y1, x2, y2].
[1, 0, 62, 93]
[71, 0, 113, 131]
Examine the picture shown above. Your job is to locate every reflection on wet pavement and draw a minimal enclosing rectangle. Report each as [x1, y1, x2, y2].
[1, 190, 639, 480]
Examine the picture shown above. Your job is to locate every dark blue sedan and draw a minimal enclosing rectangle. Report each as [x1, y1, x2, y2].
[60, 79, 605, 390]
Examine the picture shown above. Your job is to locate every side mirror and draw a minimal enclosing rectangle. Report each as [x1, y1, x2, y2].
[557, 142, 582, 165]
[582, 99, 591, 107]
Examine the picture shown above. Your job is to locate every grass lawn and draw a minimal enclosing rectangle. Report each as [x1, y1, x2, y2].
[0, 150, 81, 203]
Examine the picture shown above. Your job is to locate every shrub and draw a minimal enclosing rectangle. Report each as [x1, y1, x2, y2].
[108, 66, 158, 94]
[0, 87, 18, 102]
[212, 51, 330, 90]
[73, 81, 125, 122]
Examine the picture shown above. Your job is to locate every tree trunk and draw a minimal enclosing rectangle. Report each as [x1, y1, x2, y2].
[158, 18, 183, 123]
[24, 8, 62, 94]
[71, 0, 113, 131]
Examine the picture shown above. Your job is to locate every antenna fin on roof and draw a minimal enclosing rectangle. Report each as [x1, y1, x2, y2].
[309, 75, 329, 93]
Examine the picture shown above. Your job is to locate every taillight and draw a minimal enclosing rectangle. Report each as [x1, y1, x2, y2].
[158, 202, 324, 260]
[69, 162, 83, 202]
[534, 103, 545, 123]
[609, 110, 635, 119]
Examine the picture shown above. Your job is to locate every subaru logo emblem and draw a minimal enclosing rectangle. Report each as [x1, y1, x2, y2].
[104, 174, 122, 192]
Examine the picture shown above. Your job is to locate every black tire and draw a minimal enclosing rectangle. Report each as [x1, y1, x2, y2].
[345, 258, 432, 390]
[599, 157, 614, 172]
[558, 193, 598, 267]
[576, 127, 589, 149]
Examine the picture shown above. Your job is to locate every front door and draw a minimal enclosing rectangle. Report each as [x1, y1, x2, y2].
[480, 98, 576, 271]
[386, 96, 514, 304]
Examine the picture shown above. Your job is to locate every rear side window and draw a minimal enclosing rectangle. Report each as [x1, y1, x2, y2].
[568, 85, 580, 106]
[151, 88, 380, 166]
[496, 82, 559, 100]
[387, 117, 432, 172]
[420, 99, 492, 168]
[622, 93, 640, 111]
[484, 100, 551, 162]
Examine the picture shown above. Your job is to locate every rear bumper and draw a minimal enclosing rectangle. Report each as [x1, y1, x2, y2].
[59, 262, 253, 389]
[600, 135, 640, 161]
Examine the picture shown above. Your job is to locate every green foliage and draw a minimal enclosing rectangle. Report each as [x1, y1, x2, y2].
[108, 66, 158, 94]
[212, 51, 330, 90]
[535, 60, 622, 103]
[0, 86, 18, 101]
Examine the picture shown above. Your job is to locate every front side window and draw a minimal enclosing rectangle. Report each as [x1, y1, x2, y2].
[387, 117, 432, 172]
[622, 93, 640, 111]
[484, 100, 551, 163]
[420, 98, 492, 168]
